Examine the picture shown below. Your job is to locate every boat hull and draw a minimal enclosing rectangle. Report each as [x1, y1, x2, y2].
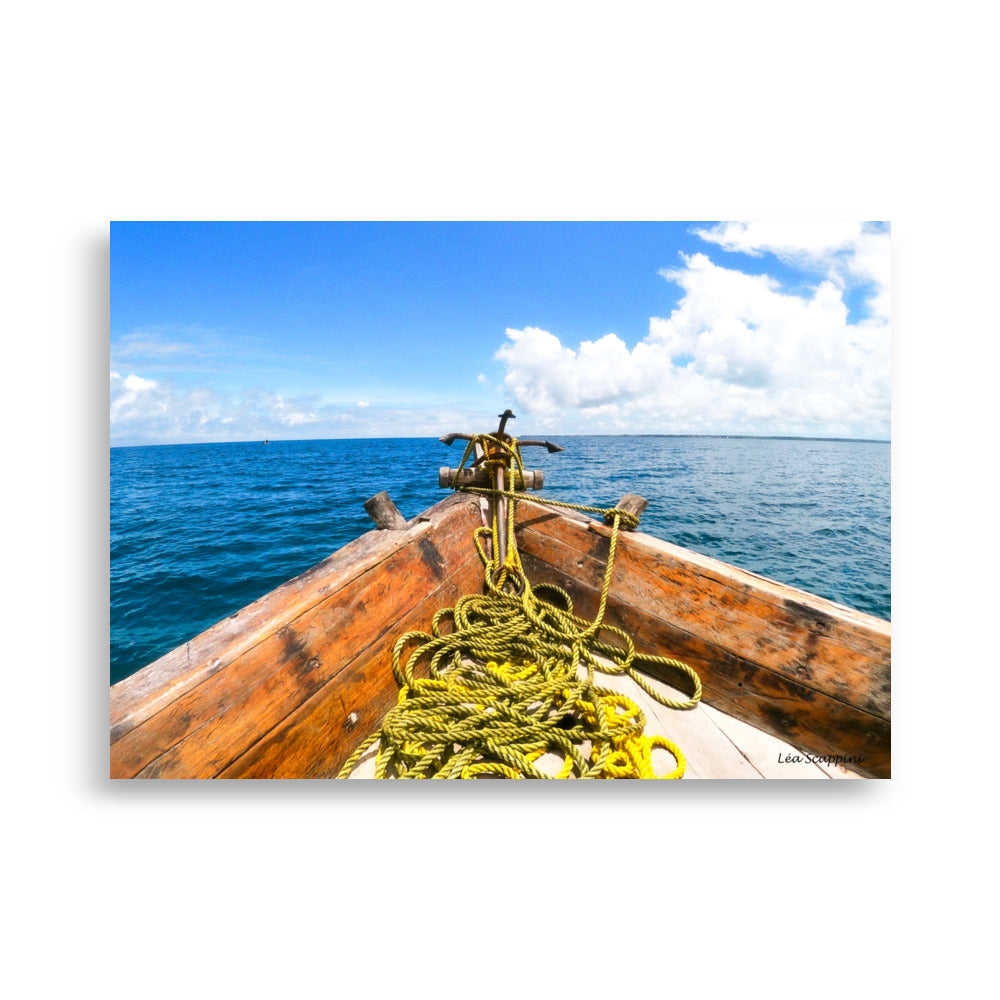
[514, 500, 890, 778]
[110, 492, 890, 778]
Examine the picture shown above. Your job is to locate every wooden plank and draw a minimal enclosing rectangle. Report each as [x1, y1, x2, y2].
[122, 514, 483, 778]
[111, 495, 486, 778]
[110, 492, 481, 742]
[115, 534, 482, 778]
[520, 547, 889, 777]
[812, 757, 863, 779]
[110, 523, 416, 742]
[219, 568, 483, 778]
[516, 514, 890, 777]
[594, 669, 762, 779]
[439, 467, 544, 490]
[150, 564, 483, 779]
[347, 739, 381, 779]
[698, 703, 829, 778]
[518, 503, 890, 717]
[608, 493, 648, 529]
[133, 647, 332, 778]
[363, 491, 408, 530]
[596, 667, 862, 779]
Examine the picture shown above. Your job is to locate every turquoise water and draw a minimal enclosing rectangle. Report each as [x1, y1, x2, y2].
[109, 435, 890, 684]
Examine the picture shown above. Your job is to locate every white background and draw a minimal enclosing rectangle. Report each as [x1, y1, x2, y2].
[4, 2, 993, 996]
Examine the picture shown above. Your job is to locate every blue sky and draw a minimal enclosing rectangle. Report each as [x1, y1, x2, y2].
[110, 221, 890, 445]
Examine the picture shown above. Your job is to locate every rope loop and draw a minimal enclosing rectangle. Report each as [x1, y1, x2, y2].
[603, 507, 640, 530]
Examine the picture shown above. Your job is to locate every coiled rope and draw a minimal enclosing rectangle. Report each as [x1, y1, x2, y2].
[337, 434, 701, 779]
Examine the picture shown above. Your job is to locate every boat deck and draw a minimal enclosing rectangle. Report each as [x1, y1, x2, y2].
[348, 660, 861, 780]
[609, 667, 861, 779]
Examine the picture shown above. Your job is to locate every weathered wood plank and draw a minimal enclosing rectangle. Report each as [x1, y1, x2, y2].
[110, 529, 412, 742]
[113, 514, 484, 778]
[110, 493, 482, 743]
[516, 507, 890, 778]
[594, 668, 762, 779]
[812, 757, 863, 779]
[594, 665, 860, 779]
[363, 491, 408, 530]
[698, 702, 829, 778]
[518, 503, 889, 717]
[220, 563, 484, 778]
[521, 547, 889, 777]
[439, 466, 544, 490]
[111, 494, 485, 777]
[607, 493, 648, 529]
[346, 739, 381, 778]
[146, 558, 484, 779]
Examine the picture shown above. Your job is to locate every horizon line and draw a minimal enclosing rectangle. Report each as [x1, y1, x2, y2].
[111, 432, 891, 449]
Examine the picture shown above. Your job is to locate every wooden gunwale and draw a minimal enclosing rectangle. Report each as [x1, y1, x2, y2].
[512, 499, 890, 777]
[110, 493, 486, 778]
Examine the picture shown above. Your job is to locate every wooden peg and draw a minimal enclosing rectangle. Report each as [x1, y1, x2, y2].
[605, 493, 648, 530]
[363, 491, 408, 530]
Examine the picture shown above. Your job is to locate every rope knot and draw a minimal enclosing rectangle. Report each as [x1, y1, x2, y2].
[603, 507, 640, 530]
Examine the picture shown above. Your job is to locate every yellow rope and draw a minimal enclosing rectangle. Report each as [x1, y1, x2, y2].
[337, 434, 701, 779]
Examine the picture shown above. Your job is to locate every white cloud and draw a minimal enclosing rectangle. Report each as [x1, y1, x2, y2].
[112, 332, 191, 359]
[110, 224, 889, 444]
[495, 230, 890, 439]
[271, 395, 318, 427]
[695, 221, 891, 323]
[110, 371, 165, 424]
[110, 370, 498, 445]
[694, 221, 868, 260]
[110, 372, 319, 441]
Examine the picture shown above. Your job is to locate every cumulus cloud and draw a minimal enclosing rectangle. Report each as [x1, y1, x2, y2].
[694, 221, 869, 260]
[110, 371, 321, 442]
[695, 221, 891, 322]
[110, 371, 167, 424]
[495, 226, 890, 439]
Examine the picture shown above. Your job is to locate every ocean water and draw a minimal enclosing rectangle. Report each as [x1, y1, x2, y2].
[109, 435, 890, 685]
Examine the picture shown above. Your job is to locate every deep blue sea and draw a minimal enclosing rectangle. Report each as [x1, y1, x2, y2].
[109, 436, 890, 685]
